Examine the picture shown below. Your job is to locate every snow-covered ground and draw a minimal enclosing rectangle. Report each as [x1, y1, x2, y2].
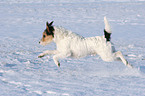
[0, 0, 145, 96]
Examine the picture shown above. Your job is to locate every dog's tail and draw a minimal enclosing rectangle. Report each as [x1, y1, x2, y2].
[104, 16, 112, 41]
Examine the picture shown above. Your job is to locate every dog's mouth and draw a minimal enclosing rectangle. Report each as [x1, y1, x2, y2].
[39, 41, 46, 46]
[39, 40, 52, 46]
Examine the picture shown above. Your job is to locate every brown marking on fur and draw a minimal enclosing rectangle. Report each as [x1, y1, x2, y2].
[41, 31, 54, 43]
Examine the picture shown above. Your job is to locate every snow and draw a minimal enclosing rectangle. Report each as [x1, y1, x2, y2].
[0, 0, 145, 96]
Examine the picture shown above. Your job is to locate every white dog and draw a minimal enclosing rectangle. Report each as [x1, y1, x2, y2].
[38, 17, 133, 68]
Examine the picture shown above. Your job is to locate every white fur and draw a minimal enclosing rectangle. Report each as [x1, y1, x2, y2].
[104, 16, 111, 33]
[39, 17, 133, 68]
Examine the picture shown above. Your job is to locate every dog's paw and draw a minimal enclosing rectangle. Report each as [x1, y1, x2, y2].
[58, 62, 60, 67]
[38, 55, 44, 58]
[55, 62, 60, 67]
[126, 62, 133, 68]
[127, 64, 133, 68]
[38, 53, 45, 58]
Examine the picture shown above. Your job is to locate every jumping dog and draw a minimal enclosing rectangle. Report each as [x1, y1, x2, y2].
[38, 17, 133, 68]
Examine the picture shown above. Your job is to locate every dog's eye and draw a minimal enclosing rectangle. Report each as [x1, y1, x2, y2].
[43, 35, 46, 38]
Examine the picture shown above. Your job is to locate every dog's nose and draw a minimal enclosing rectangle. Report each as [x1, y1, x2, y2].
[39, 41, 40, 43]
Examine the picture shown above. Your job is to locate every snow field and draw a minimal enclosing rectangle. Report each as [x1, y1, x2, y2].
[0, 0, 145, 96]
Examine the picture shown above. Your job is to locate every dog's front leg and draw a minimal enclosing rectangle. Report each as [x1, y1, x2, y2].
[53, 52, 71, 67]
[38, 50, 58, 58]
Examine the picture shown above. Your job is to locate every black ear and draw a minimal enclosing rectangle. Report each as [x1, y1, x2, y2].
[46, 22, 49, 27]
[49, 21, 54, 26]
[46, 21, 49, 31]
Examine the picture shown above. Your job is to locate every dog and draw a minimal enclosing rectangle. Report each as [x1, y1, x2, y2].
[38, 17, 133, 68]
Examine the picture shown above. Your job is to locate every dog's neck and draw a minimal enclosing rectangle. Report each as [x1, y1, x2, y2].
[53, 26, 65, 43]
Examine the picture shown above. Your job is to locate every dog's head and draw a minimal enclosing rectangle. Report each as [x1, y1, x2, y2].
[39, 21, 54, 46]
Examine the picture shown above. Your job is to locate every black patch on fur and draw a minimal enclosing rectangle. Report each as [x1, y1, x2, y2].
[104, 29, 111, 41]
[45, 24, 54, 37]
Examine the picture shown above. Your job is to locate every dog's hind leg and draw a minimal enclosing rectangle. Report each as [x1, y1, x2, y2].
[114, 51, 133, 68]
[38, 50, 58, 58]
